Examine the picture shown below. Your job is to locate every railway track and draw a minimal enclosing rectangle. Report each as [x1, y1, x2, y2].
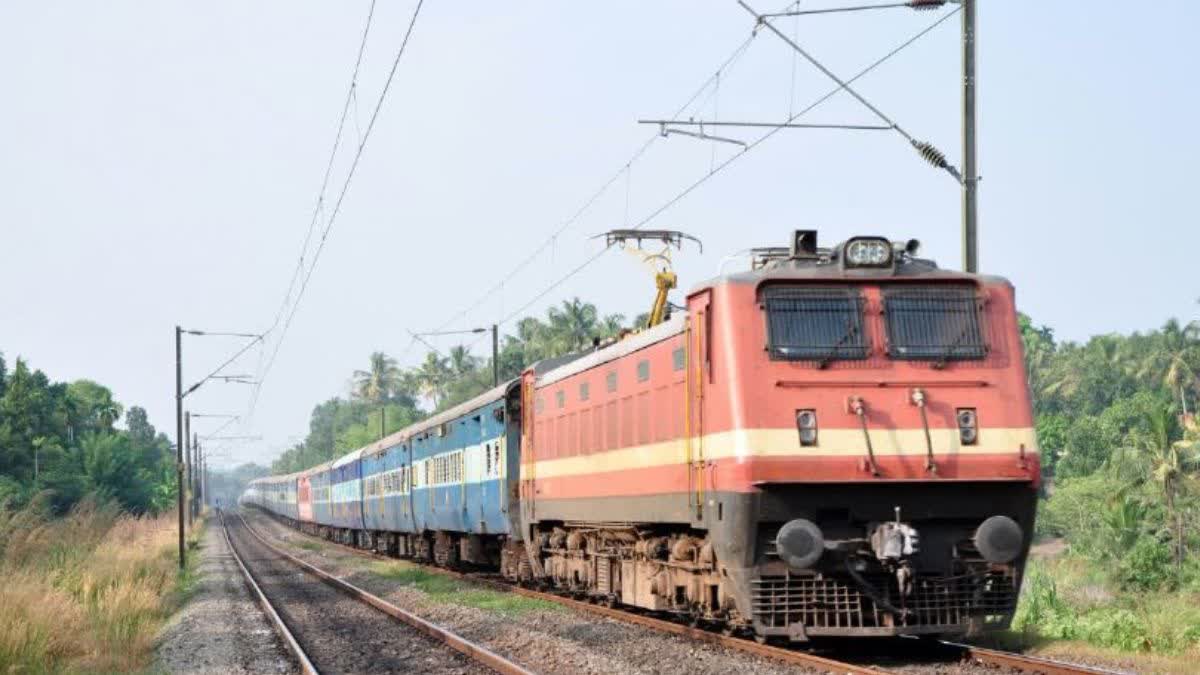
[240, 508, 1124, 675]
[220, 511, 532, 675]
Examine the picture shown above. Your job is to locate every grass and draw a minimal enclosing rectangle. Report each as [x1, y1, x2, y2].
[371, 560, 557, 615]
[295, 540, 323, 552]
[0, 496, 204, 673]
[1006, 555, 1200, 660]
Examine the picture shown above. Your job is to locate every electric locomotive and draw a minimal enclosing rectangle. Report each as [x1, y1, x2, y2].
[513, 230, 1038, 641]
[246, 229, 1039, 643]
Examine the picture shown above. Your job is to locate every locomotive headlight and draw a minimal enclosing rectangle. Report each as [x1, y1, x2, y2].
[796, 409, 818, 446]
[844, 237, 894, 268]
[957, 408, 978, 445]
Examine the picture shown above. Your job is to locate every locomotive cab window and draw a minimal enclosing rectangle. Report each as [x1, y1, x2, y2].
[762, 286, 867, 362]
[883, 284, 987, 361]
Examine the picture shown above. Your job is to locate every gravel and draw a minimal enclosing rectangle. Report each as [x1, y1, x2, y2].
[156, 525, 295, 675]
[243, 509, 839, 675]
[226, 515, 491, 675]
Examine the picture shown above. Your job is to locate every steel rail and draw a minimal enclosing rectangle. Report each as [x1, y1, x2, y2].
[946, 641, 1124, 675]
[243, 509, 1120, 675]
[219, 511, 319, 675]
[239, 510, 887, 675]
[230, 511, 532, 675]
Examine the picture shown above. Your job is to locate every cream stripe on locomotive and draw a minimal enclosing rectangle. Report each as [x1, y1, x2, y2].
[524, 426, 1038, 479]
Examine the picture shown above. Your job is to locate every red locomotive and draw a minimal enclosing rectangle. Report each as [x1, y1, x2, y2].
[511, 230, 1038, 641]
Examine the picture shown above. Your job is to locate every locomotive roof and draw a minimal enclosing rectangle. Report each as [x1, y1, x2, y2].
[535, 312, 686, 388]
[689, 252, 1011, 293]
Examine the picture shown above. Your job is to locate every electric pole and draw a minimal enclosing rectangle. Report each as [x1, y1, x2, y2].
[173, 328, 262, 569]
[174, 326, 185, 569]
[192, 431, 199, 518]
[962, 0, 978, 273]
[184, 412, 192, 528]
[492, 324, 499, 386]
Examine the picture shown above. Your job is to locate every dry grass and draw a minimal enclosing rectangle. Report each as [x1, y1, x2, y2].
[0, 496, 202, 673]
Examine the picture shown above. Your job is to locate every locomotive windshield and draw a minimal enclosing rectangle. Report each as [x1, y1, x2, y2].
[763, 286, 867, 363]
[883, 284, 987, 361]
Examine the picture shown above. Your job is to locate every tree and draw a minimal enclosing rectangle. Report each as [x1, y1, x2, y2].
[447, 345, 479, 378]
[67, 380, 122, 433]
[352, 352, 402, 404]
[600, 313, 626, 339]
[1136, 319, 1200, 407]
[416, 352, 451, 409]
[547, 298, 599, 352]
[1135, 404, 1198, 570]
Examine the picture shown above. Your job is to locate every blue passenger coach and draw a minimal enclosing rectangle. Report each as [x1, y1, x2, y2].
[329, 449, 365, 538]
[248, 381, 523, 568]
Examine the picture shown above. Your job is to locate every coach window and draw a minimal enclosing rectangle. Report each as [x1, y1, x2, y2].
[606, 371, 618, 393]
[762, 286, 867, 363]
[579, 382, 589, 402]
[556, 390, 565, 409]
[637, 359, 650, 382]
[672, 347, 685, 372]
[883, 284, 987, 362]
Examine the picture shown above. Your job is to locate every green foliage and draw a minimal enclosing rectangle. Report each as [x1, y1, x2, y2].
[371, 561, 557, 615]
[1019, 313, 1200, 654]
[1118, 537, 1175, 592]
[271, 298, 635, 474]
[1013, 557, 1200, 654]
[0, 350, 174, 515]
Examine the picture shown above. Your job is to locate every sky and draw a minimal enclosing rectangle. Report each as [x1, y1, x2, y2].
[2, 1, 1197, 468]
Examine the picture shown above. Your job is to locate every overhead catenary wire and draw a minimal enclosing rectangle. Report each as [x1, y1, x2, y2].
[185, 335, 264, 398]
[246, 0, 380, 414]
[483, 6, 962, 331]
[259, 0, 379, 344]
[740, 0, 962, 181]
[428, 29, 762, 337]
[248, 0, 426, 420]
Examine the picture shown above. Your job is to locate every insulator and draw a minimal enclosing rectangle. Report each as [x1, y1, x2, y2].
[912, 140, 948, 169]
[908, 0, 947, 10]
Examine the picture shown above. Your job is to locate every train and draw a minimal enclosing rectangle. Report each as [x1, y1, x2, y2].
[244, 229, 1040, 643]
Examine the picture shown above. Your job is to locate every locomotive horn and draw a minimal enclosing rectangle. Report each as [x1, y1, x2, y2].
[776, 518, 824, 569]
[973, 515, 1024, 564]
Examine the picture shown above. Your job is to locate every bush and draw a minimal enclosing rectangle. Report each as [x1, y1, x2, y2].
[1076, 609, 1152, 652]
[1118, 537, 1175, 592]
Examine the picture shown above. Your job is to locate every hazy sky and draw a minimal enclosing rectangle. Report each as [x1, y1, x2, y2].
[3, 2, 1197, 468]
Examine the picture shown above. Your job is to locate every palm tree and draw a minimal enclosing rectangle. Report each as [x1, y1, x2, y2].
[416, 352, 451, 409]
[599, 313, 626, 339]
[447, 345, 479, 378]
[96, 401, 122, 430]
[352, 352, 401, 403]
[1137, 404, 1198, 570]
[1137, 319, 1200, 403]
[548, 298, 599, 352]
